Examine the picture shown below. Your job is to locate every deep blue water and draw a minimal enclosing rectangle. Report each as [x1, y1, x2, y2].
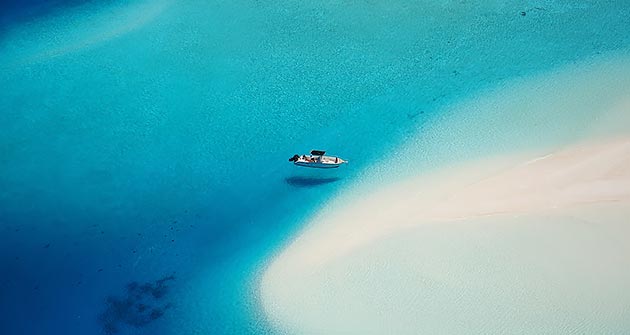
[1, 1, 630, 334]
[0, 0, 96, 31]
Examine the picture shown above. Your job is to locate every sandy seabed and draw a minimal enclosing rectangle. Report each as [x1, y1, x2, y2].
[260, 54, 630, 334]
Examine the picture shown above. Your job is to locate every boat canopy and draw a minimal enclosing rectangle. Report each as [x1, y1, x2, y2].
[311, 150, 326, 156]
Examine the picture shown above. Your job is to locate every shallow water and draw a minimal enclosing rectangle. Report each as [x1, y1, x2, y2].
[265, 203, 630, 334]
[1, 0, 630, 334]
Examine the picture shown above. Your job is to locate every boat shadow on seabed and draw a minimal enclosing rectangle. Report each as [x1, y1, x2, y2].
[284, 176, 341, 188]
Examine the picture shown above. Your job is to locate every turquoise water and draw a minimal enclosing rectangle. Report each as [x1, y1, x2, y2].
[1, 1, 629, 334]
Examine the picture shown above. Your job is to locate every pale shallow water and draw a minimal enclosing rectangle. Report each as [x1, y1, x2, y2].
[1, 1, 630, 334]
[265, 203, 630, 334]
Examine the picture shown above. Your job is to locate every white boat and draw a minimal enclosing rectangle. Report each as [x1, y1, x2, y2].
[288, 150, 348, 169]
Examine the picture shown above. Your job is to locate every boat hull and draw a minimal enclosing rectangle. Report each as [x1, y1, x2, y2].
[294, 162, 342, 169]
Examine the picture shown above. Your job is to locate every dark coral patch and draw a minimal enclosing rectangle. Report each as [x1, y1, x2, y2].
[99, 274, 176, 334]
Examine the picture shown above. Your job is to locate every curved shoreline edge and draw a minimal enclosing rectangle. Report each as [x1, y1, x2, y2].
[259, 53, 630, 334]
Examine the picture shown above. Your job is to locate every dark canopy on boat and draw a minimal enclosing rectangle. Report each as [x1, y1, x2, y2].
[311, 150, 326, 156]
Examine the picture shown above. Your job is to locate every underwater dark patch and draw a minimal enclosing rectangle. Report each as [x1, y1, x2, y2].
[98, 274, 175, 334]
[285, 176, 341, 188]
